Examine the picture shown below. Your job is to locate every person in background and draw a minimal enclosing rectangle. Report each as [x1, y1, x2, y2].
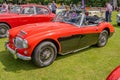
[73, 4, 77, 11]
[64, 6, 70, 17]
[0, 3, 2, 11]
[76, 4, 81, 11]
[105, 2, 113, 22]
[39, 2, 42, 5]
[70, 2, 73, 10]
[59, 3, 65, 9]
[51, 1, 57, 14]
[1, 2, 8, 12]
[48, 3, 52, 11]
[8, 2, 13, 10]
[71, 11, 78, 18]
[67, 10, 78, 23]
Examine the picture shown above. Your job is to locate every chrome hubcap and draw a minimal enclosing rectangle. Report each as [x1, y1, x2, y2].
[40, 48, 52, 62]
[0, 28, 6, 34]
[99, 32, 107, 45]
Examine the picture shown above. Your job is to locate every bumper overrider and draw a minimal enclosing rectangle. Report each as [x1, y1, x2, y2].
[5, 42, 31, 60]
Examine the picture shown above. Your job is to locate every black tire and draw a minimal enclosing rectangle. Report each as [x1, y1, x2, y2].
[0, 23, 10, 38]
[32, 41, 57, 67]
[97, 30, 108, 47]
[117, 23, 120, 26]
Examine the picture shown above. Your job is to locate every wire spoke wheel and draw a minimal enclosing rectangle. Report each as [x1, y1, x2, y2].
[32, 41, 57, 67]
[97, 30, 108, 47]
[0, 23, 9, 38]
[40, 46, 54, 64]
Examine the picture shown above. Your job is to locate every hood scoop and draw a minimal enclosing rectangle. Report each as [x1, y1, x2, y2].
[17, 30, 27, 37]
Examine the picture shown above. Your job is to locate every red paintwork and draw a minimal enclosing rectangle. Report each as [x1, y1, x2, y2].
[106, 65, 120, 80]
[0, 4, 55, 28]
[7, 21, 114, 57]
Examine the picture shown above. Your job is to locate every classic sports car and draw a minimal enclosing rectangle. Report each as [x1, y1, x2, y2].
[106, 65, 120, 80]
[117, 13, 120, 26]
[0, 4, 55, 37]
[5, 11, 114, 67]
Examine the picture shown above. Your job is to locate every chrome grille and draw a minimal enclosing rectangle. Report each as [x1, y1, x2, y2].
[14, 37, 23, 48]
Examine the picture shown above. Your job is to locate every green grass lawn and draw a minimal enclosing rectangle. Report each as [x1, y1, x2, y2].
[0, 11, 120, 80]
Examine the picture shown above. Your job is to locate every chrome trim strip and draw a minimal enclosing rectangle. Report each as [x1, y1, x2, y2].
[60, 46, 90, 55]
[6, 44, 31, 60]
[73, 46, 90, 53]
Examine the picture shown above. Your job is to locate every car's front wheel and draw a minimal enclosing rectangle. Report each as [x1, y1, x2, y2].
[32, 41, 57, 67]
[97, 30, 108, 47]
[0, 23, 10, 38]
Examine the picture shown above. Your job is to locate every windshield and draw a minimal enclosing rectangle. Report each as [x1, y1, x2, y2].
[54, 11, 82, 26]
[20, 6, 34, 14]
[0, 5, 21, 13]
[10, 5, 21, 13]
[0, 6, 35, 14]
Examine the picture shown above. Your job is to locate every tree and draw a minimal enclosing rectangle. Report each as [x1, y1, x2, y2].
[1, 0, 119, 7]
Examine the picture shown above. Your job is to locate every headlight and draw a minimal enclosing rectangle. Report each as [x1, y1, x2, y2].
[6, 31, 9, 38]
[14, 37, 28, 48]
[23, 39, 28, 48]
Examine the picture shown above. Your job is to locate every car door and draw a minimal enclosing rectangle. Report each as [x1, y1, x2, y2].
[18, 6, 36, 26]
[58, 27, 83, 54]
[18, 15, 35, 26]
[34, 7, 54, 23]
[78, 25, 100, 49]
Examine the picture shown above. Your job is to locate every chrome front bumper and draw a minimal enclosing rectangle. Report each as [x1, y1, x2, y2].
[5, 43, 31, 60]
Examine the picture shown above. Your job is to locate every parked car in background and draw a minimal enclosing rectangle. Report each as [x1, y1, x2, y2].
[87, 10, 105, 18]
[0, 4, 55, 37]
[117, 13, 120, 26]
[5, 11, 114, 67]
[106, 65, 120, 80]
[86, 7, 105, 18]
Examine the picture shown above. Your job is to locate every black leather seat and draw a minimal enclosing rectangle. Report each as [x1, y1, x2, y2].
[86, 16, 99, 24]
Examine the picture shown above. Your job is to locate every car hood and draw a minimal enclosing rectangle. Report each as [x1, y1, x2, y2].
[15, 22, 76, 38]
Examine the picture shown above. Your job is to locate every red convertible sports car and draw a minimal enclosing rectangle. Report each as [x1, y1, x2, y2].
[0, 4, 55, 37]
[5, 11, 114, 67]
[106, 65, 120, 80]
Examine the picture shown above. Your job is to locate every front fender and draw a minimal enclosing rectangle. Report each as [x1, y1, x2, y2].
[26, 33, 61, 56]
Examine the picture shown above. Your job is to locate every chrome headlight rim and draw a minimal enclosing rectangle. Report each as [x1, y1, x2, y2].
[23, 39, 28, 48]
[14, 37, 28, 49]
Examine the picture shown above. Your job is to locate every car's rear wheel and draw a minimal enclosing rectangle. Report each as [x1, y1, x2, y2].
[117, 23, 120, 26]
[32, 41, 57, 67]
[97, 30, 108, 47]
[0, 23, 10, 38]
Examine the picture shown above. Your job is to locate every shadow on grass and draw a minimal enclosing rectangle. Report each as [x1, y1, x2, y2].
[56, 45, 97, 61]
[0, 46, 97, 72]
[113, 24, 120, 28]
[0, 50, 37, 72]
